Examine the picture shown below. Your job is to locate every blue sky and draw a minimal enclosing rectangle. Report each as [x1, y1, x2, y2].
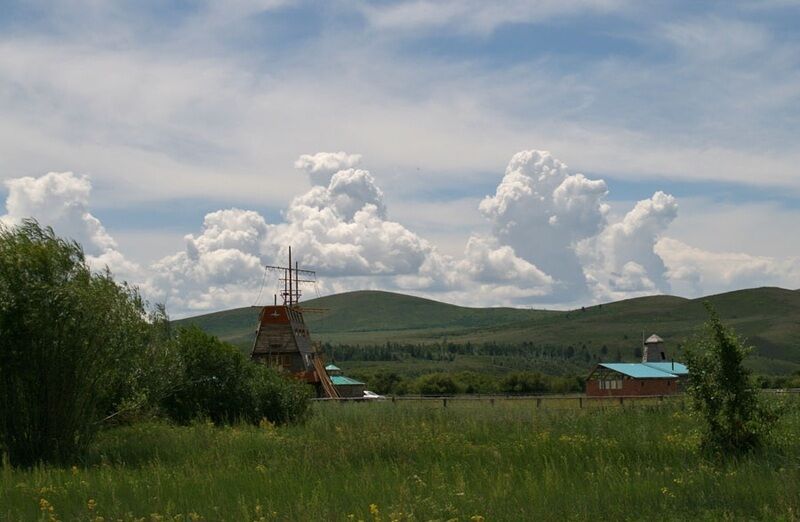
[1, 0, 799, 315]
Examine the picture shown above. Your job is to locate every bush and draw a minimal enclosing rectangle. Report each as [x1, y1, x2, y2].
[415, 373, 459, 395]
[453, 371, 498, 394]
[363, 371, 405, 395]
[685, 303, 781, 456]
[0, 221, 153, 465]
[247, 363, 312, 425]
[161, 326, 310, 425]
[500, 372, 548, 394]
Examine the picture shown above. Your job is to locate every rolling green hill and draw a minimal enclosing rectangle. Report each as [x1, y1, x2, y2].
[175, 287, 800, 375]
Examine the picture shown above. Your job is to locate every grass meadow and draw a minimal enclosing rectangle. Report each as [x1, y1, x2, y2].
[2, 397, 799, 521]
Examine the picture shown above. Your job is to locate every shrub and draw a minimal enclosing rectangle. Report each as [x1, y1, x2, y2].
[247, 363, 312, 424]
[453, 371, 498, 394]
[500, 372, 548, 394]
[364, 371, 405, 395]
[0, 221, 153, 465]
[415, 373, 459, 395]
[161, 326, 310, 425]
[161, 326, 252, 424]
[685, 303, 781, 456]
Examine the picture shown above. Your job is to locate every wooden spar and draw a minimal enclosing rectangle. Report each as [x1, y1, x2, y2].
[289, 246, 292, 306]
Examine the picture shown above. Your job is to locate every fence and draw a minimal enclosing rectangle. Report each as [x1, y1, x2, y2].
[313, 388, 800, 409]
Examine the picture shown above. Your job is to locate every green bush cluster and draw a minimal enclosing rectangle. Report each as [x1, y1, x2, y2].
[162, 326, 311, 426]
[0, 221, 310, 466]
[354, 370, 584, 396]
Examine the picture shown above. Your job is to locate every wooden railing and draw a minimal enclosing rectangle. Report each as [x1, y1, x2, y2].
[312, 389, 799, 408]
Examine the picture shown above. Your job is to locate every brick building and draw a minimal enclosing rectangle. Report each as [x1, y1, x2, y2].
[586, 333, 688, 397]
[586, 362, 688, 397]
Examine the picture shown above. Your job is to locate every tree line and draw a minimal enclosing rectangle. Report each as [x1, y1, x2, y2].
[349, 370, 584, 396]
[324, 341, 620, 366]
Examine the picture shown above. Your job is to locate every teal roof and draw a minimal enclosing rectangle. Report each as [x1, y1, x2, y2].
[598, 363, 682, 379]
[325, 364, 341, 371]
[330, 375, 364, 386]
[643, 362, 688, 376]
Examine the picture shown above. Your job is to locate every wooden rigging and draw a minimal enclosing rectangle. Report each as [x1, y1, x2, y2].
[250, 247, 338, 398]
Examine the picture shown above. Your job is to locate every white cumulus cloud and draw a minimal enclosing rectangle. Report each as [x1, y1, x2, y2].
[579, 191, 678, 300]
[148, 209, 268, 313]
[0, 171, 139, 279]
[4, 150, 797, 317]
[294, 151, 363, 187]
[656, 237, 800, 296]
[479, 149, 609, 300]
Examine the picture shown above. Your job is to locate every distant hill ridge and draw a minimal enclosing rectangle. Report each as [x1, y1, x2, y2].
[175, 287, 800, 374]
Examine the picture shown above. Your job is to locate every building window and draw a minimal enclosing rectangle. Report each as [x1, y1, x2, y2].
[599, 379, 622, 390]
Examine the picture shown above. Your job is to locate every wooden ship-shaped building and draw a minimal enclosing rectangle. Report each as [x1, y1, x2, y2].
[250, 248, 339, 398]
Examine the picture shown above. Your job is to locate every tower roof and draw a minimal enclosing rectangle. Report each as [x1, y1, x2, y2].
[645, 334, 664, 344]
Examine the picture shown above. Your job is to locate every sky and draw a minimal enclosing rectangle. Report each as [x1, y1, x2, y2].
[1, 0, 799, 317]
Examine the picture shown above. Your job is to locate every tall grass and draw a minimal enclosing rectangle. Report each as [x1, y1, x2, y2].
[2, 397, 799, 521]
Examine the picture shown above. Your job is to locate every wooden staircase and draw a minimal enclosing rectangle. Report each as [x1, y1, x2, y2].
[313, 356, 340, 398]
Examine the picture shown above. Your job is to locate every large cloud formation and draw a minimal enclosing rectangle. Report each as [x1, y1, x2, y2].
[579, 191, 678, 300]
[148, 152, 553, 313]
[0, 172, 138, 280]
[3, 150, 798, 316]
[479, 150, 609, 300]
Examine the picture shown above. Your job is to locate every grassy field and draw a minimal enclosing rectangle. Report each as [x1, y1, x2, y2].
[3, 396, 799, 521]
[176, 287, 800, 376]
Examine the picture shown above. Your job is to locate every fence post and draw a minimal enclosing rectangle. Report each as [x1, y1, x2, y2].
[392, 395, 396, 405]
[536, 398, 542, 408]
[490, 398, 495, 407]
[578, 397, 583, 409]
[619, 396, 624, 406]
[443, 398, 448, 408]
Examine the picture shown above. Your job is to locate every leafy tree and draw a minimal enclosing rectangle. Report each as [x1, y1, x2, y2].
[415, 373, 459, 395]
[247, 362, 312, 425]
[0, 221, 153, 465]
[684, 303, 780, 456]
[161, 326, 310, 425]
[161, 326, 253, 424]
[500, 372, 548, 394]
[454, 371, 498, 394]
[365, 371, 404, 395]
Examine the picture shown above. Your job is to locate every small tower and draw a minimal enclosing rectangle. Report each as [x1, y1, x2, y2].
[642, 334, 667, 362]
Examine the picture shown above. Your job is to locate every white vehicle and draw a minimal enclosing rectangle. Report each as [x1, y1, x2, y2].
[362, 390, 385, 400]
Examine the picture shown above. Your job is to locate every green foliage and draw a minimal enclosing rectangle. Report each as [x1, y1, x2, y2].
[360, 370, 405, 395]
[500, 371, 548, 394]
[414, 372, 459, 395]
[0, 220, 153, 465]
[247, 363, 312, 425]
[452, 371, 498, 394]
[161, 326, 310, 425]
[685, 303, 781, 456]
